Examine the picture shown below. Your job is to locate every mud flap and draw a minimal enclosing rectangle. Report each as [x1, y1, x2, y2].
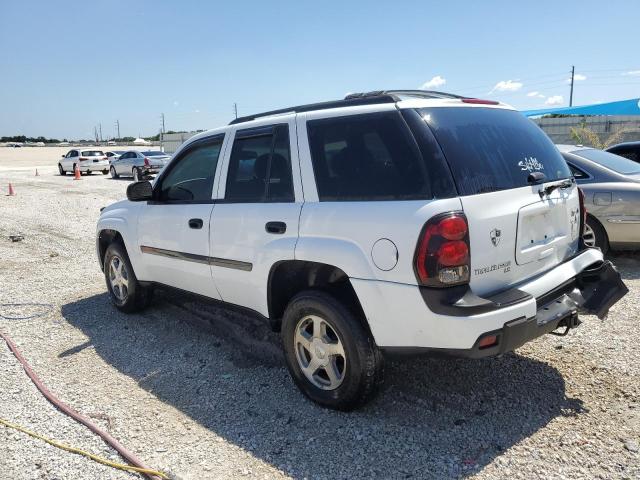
[570, 260, 628, 319]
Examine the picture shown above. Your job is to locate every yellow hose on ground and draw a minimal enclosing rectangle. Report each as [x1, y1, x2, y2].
[0, 417, 169, 479]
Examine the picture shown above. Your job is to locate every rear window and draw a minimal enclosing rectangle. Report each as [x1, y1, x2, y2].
[576, 148, 640, 175]
[81, 150, 104, 157]
[417, 107, 571, 195]
[306, 111, 456, 201]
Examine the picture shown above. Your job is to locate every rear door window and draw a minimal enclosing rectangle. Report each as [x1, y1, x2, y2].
[225, 125, 294, 203]
[417, 107, 571, 195]
[306, 111, 455, 201]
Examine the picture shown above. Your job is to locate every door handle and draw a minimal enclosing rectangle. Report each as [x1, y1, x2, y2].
[265, 221, 287, 234]
[188, 218, 203, 229]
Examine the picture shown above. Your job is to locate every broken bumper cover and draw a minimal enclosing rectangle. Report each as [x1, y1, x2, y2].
[386, 260, 627, 358]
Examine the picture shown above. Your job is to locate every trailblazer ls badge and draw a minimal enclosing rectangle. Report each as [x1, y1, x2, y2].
[490, 228, 501, 247]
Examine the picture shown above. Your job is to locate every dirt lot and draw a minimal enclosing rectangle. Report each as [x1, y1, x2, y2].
[0, 153, 639, 479]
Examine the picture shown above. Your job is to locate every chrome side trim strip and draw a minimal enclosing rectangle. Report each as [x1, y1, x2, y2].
[140, 246, 252, 271]
[607, 217, 640, 224]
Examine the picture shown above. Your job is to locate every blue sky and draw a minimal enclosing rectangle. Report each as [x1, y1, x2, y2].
[1, 0, 639, 139]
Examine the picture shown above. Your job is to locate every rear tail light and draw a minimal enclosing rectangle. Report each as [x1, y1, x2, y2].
[144, 157, 150, 167]
[578, 187, 587, 237]
[414, 212, 470, 286]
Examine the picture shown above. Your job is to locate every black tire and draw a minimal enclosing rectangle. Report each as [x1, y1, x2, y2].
[281, 289, 384, 411]
[103, 242, 153, 313]
[110, 166, 119, 179]
[86, 170, 93, 175]
[586, 216, 609, 254]
[58, 164, 66, 175]
[102, 169, 108, 175]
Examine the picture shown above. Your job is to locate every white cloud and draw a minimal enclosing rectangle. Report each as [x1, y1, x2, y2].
[545, 95, 564, 106]
[566, 74, 587, 83]
[623, 70, 640, 76]
[526, 91, 539, 97]
[489, 80, 523, 94]
[421, 75, 446, 89]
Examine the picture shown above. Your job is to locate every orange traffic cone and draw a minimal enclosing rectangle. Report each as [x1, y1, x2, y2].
[7, 183, 15, 196]
[35, 169, 39, 176]
[73, 164, 82, 180]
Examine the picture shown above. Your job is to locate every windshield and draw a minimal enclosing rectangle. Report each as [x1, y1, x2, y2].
[575, 148, 640, 175]
[142, 151, 167, 156]
[81, 150, 104, 157]
[417, 107, 571, 195]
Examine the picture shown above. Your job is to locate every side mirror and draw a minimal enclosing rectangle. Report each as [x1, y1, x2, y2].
[126, 181, 153, 202]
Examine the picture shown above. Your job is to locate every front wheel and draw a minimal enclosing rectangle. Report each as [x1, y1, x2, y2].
[281, 290, 384, 411]
[102, 169, 108, 175]
[110, 166, 119, 179]
[132, 167, 140, 182]
[58, 164, 65, 176]
[104, 242, 153, 313]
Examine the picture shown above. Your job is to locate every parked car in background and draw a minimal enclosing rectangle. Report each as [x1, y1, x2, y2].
[106, 150, 127, 162]
[109, 150, 171, 181]
[606, 141, 640, 163]
[557, 145, 640, 253]
[58, 149, 109, 175]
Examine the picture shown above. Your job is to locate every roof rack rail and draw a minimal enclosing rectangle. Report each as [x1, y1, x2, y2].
[345, 90, 465, 100]
[229, 95, 397, 125]
[229, 89, 468, 125]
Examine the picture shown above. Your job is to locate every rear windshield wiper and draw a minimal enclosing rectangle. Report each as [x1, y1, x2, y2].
[543, 178, 574, 196]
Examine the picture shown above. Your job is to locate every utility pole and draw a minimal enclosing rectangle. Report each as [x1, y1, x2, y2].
[99, 123, 103, 142]
[233, 103, 238, 119]
[94, 126, 98, 143]
[569, 65, 575, 107]
[160, 113, 165, 134]
[115, 120, 120, 140]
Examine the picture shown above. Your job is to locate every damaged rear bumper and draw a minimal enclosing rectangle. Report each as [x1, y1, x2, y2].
[385, 259, 627, 358]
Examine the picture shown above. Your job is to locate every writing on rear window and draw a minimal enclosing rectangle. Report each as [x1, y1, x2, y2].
[518, 157, 544, 172]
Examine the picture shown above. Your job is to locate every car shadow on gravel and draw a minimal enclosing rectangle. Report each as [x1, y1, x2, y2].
[62, 292, 586, 479]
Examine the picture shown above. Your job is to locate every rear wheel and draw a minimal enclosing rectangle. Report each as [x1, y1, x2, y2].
[281, 290, 384, 410]
[86, 170, 93, 175]
[110, 166, 119, 179]
[102, 169, 108, 175]
[104, 242, 153, 313]
[133, 167, 140, 182]
[58, 164, 65, 175]
[585, 216, 609, 254]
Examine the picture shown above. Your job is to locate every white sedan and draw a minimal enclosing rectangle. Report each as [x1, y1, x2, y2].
[58, 149, 109, 175]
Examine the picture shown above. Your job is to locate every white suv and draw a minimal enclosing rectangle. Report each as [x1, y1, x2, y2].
[96, 90, 627, 410]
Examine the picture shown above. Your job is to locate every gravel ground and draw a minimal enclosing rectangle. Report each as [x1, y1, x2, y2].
[0, 164, 639, 479]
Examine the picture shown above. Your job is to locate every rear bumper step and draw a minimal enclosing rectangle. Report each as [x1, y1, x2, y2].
[385, 260, 627, 358]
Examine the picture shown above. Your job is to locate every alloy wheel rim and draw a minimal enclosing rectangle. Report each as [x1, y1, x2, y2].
[294, 315, 346, 390]
[108, 255, 129, 302]
[583, 224, 596, 247]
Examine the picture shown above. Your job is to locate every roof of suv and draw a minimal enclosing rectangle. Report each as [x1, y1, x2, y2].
[229, 90, 512, 125]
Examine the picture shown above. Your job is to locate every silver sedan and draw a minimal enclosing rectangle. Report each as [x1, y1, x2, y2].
[109, 150, 171, 181]
[557, 144, 640, 253]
